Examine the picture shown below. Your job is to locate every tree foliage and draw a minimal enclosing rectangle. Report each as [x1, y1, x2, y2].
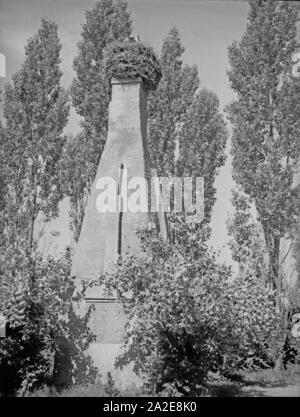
[227, 190, 269, 282]
[0, 19, 96, 396]
[97, 221, 281, 396]
[177, 89, 227, 223]
[58, 133, 94, 242]
[0, 247, 96, 396]
[148, 28, 227, 224]
[227, 0, 300, 289]
[147, 27, 199, 177]
[1, 18, 69, 253]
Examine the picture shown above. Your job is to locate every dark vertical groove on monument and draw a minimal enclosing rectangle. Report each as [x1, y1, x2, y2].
[117, 164, 124, 256]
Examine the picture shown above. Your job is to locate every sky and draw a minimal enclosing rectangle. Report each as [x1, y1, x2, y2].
[0, 0, 250, 268]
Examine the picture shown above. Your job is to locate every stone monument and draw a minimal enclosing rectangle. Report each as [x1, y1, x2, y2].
[71, 38, 166, 387]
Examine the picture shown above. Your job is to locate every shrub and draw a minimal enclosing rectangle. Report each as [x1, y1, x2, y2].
[97, 220, 281, 396]
[0, 247, 97, 396]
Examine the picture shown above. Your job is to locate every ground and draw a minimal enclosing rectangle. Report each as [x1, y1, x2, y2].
[242, 383, 300, 397]
[209, 367, 300, 397]
[24, 366, 300, 397]
[241, 367, 300, 397]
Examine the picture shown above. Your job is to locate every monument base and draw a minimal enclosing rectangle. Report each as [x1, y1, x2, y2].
[85, 297, 142, 391]
[88, 342, 142, 391]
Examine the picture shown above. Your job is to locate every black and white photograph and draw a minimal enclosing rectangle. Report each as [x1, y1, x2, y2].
[0, 0, 300, 400]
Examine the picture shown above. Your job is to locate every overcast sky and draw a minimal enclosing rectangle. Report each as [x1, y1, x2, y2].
[0, 0, 250, 268]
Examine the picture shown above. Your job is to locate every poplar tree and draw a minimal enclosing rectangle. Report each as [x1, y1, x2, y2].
[1, 18, 69, 253]
[177, 89, 227, 223]
[227, 0, 300, 292]
[148, 28, 227, 224]
[0, 20, 96, 395]
[148, 27, 199, 177]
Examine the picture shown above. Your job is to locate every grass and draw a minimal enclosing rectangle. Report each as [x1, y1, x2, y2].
[241, 365, 300, 388]
[27, 379, 146, 397]
[24, 365, 300, 397]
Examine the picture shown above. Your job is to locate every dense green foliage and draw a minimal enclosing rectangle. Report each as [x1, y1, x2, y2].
[1, 0, 299, 398]
[176, 89, 227, 223]
[227, 0, 300, 291]
[0, 249, 96, 396]
[1, 19, 69, 252]
[0, 19, 96, 396]
[227, 190, 269, 282]
[227, 189, 300, 368]
[98, 220, 281, 396]
[148, 28, 227, 225]
[226, 0, 300, 369]
[147, 28, 199, 177]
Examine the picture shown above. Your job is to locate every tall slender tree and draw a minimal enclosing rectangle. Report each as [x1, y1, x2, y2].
[227, 0, 300, 292]
[1, 18, 69, 253]
[59, 132, 95, 242]
[148, 28, 227, 225]
[0, 20, 96, 395]
[177, 89, 227, 223]
[148, 27, 199, 177]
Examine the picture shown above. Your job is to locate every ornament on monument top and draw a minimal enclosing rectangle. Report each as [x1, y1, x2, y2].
[103, 34, 162, 91]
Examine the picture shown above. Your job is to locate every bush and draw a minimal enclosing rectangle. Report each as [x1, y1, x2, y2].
[0, 247, 97, 396]
[97, 219, 282, 396]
